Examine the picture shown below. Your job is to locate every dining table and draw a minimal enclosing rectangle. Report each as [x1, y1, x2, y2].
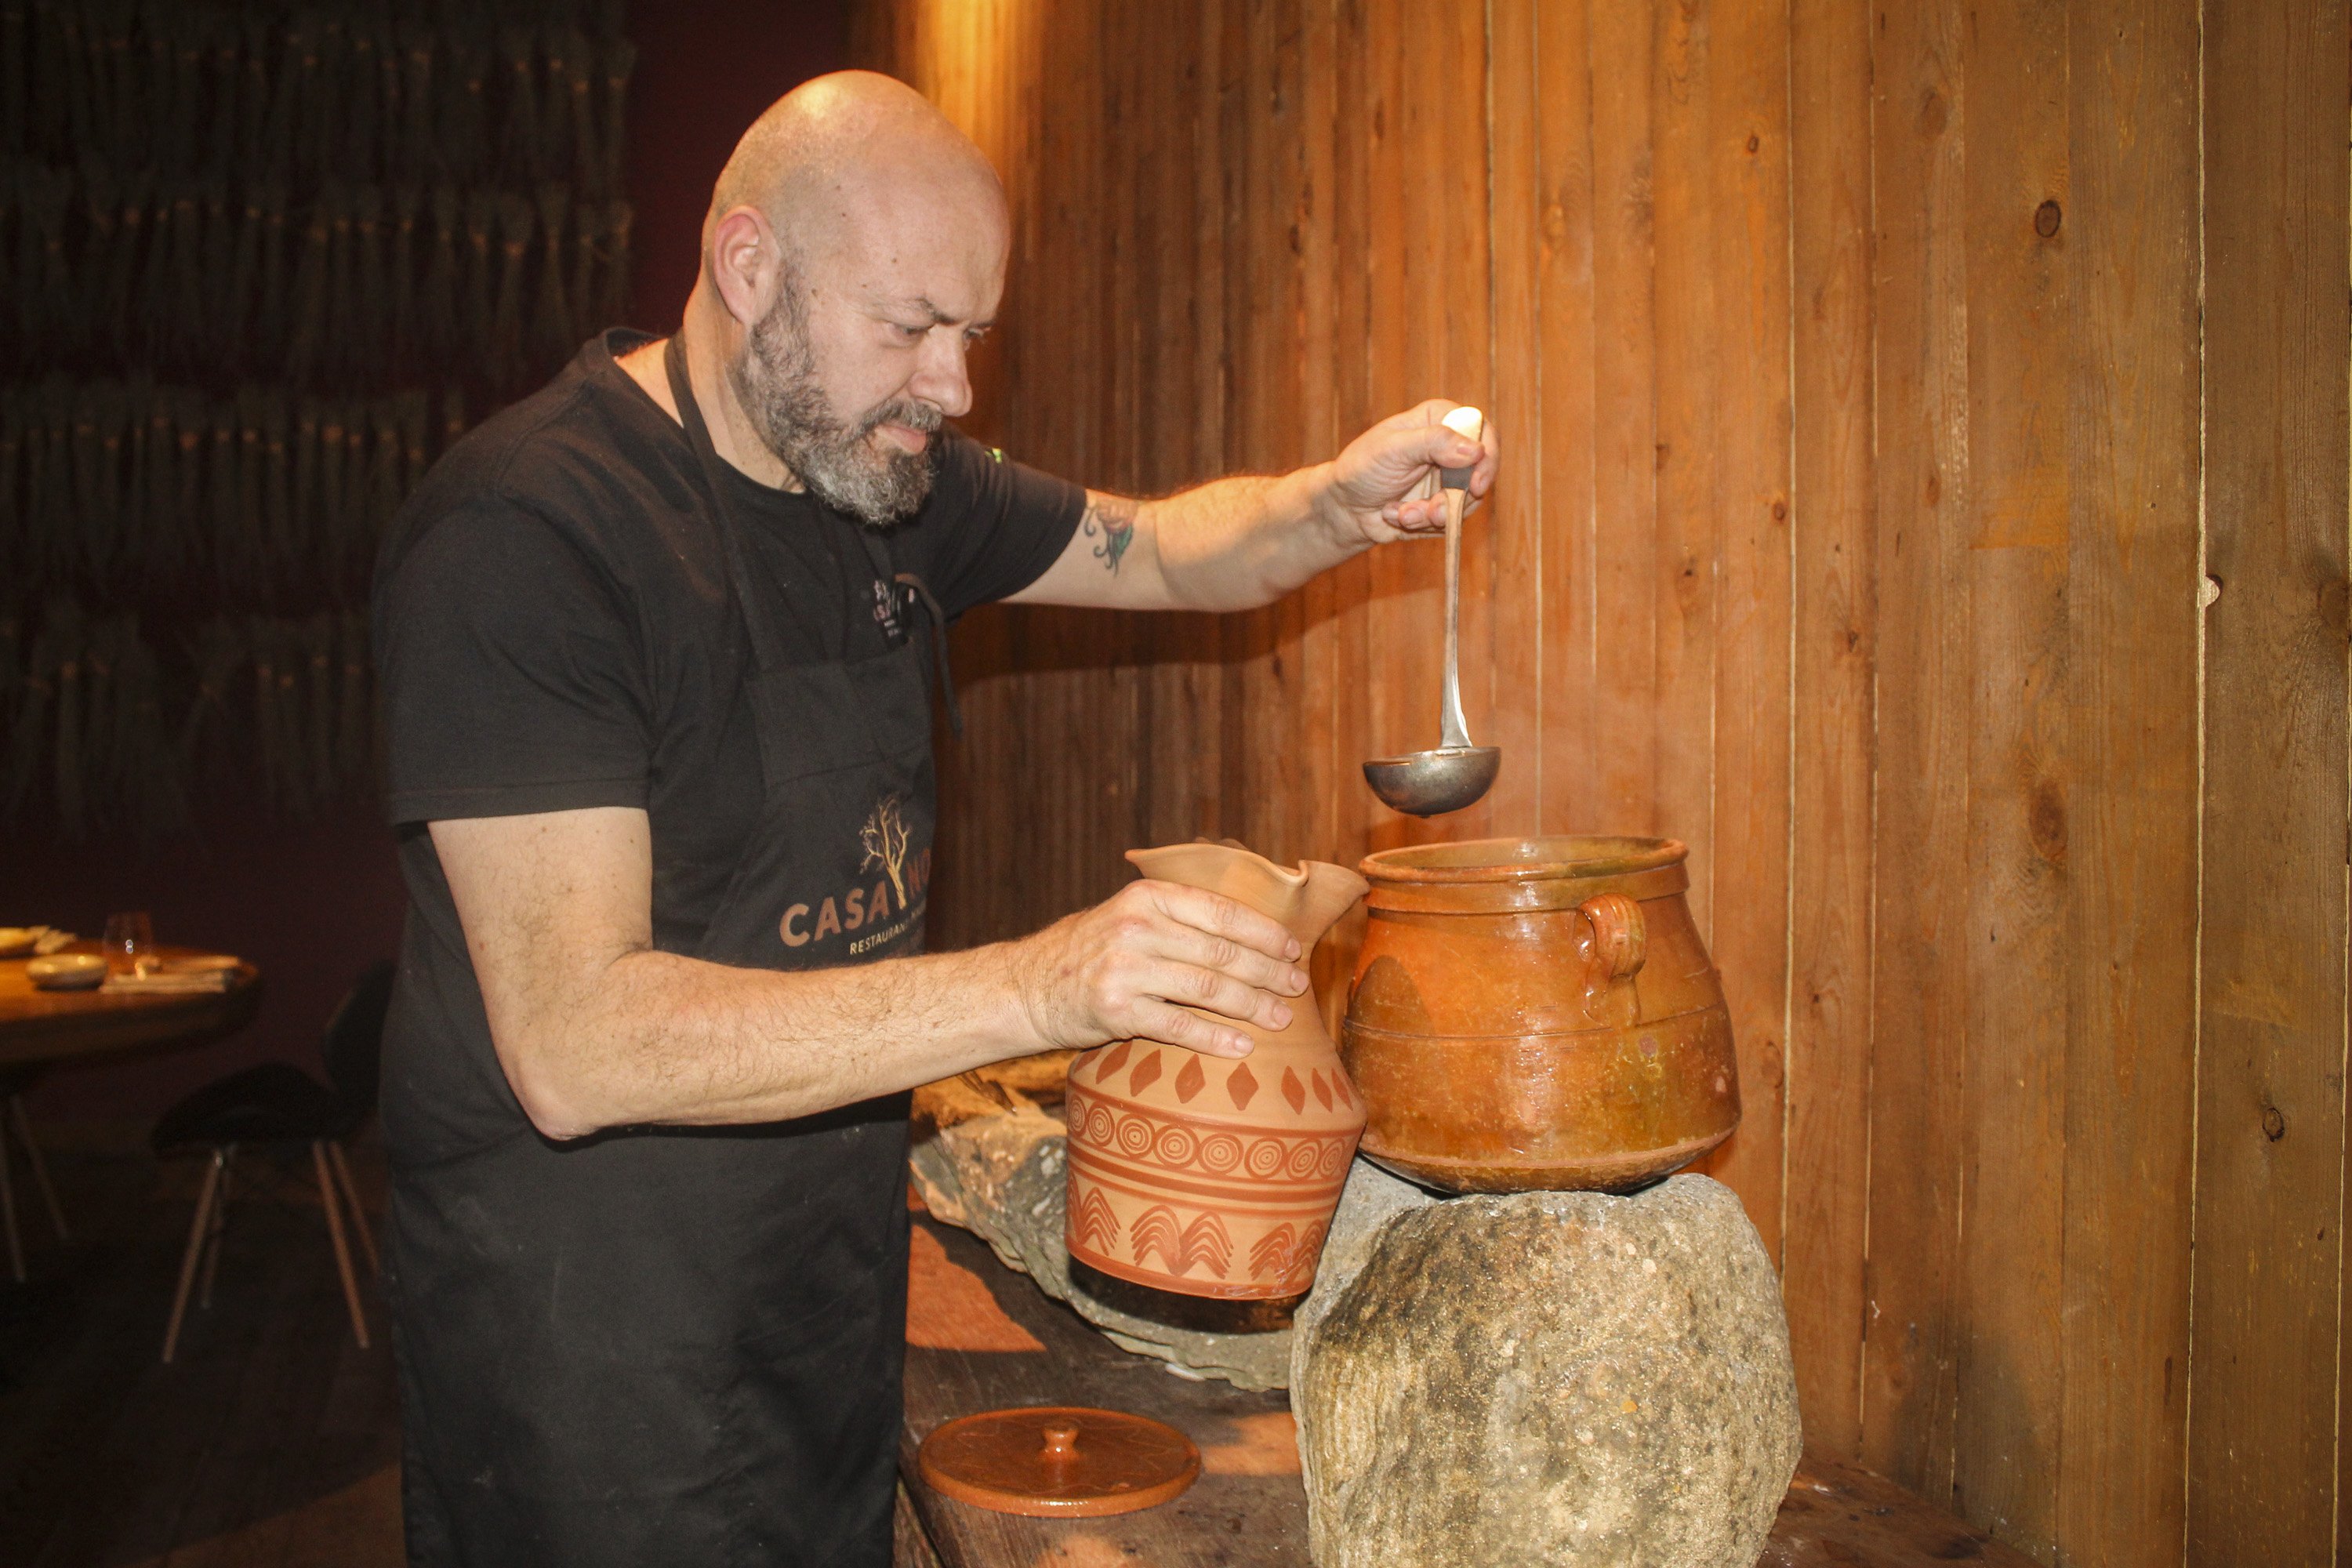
[0, 944, 263, 1072]
[0, 942, 263, 1282]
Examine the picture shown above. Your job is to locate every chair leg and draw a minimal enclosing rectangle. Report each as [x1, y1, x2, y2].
[328, 1141, 378, 1276]
[314, 1142, 370, 1350]
[197, 1149, 234, 1311]
[162, 1151, 225, 1363]
[9, 1093, 68, 1241]
[0, 1109, 22, 1284]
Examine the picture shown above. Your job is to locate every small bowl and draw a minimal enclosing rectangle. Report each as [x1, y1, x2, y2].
[0, 927, 38, 959]
[26, 953, 107, 991]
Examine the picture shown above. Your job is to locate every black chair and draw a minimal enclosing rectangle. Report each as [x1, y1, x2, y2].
[0, 1062, 71, 1283]
[153, 960, 394, 1362]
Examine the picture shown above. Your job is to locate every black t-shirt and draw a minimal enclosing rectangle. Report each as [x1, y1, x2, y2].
[371, 329, 1083, 1158]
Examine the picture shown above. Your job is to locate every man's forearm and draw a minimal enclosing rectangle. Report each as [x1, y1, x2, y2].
[499, 941, 1043, 1138]
[1011, 400, 1491, 614]
[437, 807, 1310, 1142]
[1142, 464, 1362, 612]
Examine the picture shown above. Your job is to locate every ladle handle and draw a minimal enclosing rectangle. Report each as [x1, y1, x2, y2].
[1438, 485, 1472, 750]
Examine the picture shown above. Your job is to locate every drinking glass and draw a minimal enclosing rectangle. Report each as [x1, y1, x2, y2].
[102, 911, 154, 975]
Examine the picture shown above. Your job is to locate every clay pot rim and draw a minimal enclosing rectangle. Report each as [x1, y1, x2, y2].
[1359, 834, 1687, 885]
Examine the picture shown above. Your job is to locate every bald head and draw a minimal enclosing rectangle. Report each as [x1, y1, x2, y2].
[708, 71, 1006, 267]
[678, 72, 1010, 525]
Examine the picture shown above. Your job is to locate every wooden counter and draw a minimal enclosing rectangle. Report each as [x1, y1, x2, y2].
[897, 1214, 2038, 1567]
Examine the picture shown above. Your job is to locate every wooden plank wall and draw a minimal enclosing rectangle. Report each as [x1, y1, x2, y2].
[848, 1, 2350, 1562]
[2195, 1, 2351, 1562]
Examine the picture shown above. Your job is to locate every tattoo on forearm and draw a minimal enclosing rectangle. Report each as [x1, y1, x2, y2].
[1082, 494, 1138, 575]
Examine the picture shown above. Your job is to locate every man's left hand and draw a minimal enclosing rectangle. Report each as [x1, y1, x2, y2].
[1010, 395, 1504, 613]
[1318, 398, 1501, 543]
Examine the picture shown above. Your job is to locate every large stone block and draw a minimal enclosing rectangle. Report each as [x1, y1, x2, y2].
[1292, 1174, 1800, 1568]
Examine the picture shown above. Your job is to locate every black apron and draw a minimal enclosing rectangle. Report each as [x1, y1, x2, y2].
[394, 337, 941, 1567]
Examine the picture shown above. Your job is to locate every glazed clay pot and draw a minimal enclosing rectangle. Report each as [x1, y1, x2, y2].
[1065, 844, 1370, 1301]
[1342, 836, 1739, 1193]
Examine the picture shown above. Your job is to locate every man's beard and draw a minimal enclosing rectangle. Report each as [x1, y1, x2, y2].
[730, 285, 941, 528]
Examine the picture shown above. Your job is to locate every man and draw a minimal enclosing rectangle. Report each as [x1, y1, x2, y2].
[372, 71, 1495, 1567]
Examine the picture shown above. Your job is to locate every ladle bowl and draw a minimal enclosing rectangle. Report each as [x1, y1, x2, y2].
[1363, 745, 1501, 817]
[1359, 405, 1500, 818]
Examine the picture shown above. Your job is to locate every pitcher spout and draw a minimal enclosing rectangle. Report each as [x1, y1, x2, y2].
[1123, 841, 1368, 949]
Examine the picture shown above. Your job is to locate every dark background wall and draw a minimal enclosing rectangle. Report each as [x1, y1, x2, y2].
[20, 0, 851, 1124]
[623, 1, 850, 330]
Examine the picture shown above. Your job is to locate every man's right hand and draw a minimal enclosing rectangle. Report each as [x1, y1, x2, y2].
[1009, 880, 1310, 1059]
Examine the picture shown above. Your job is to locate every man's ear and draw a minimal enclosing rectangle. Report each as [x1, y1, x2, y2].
[706, 206, 777, 328]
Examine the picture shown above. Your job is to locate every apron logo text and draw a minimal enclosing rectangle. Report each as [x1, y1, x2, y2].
[780, 795, 932, 952]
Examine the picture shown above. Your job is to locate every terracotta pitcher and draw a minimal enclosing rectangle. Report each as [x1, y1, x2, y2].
[1064, 843, 1370, 1301]
[1343, 836, 1739, 1193]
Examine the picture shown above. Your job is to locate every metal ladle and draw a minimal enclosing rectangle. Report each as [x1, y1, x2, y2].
[1363, 407, 1501, 817]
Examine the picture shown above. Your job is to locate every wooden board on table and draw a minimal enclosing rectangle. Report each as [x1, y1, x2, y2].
[1761, 1450, 2042, 1568]
[899, 1214, 1309, 1567]
[894, 1483, 946, 1568]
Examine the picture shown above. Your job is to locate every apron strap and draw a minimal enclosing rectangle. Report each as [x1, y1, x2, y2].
[662, 332, 793, 675]
[843, 521, 962, 740]
[896, 568, 963, 740]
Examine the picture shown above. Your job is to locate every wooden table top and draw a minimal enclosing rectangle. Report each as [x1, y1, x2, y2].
[0, 944, 263, 1071]
[898, 1211, 2038, 1568]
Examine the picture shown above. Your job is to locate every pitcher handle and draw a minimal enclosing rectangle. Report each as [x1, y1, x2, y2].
[1577, 893, 1647, 982]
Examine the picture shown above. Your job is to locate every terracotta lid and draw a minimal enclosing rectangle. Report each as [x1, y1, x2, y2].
[916, 1406, 1201, 1517]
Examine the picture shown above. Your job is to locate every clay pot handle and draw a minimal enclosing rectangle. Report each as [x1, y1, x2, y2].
[1577, 893, 1647, 982]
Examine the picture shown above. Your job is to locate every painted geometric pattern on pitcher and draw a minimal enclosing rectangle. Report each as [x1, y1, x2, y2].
[1066, 1085, 1356, 1184]
[1127, 1205, 1235, 1279]
[1079, 1041, 1356, 1116]
[1069, 1179, 1333, 1288]
[1246, 1219, 1334, 1290]
[1069, 1184, 1121, 1255]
